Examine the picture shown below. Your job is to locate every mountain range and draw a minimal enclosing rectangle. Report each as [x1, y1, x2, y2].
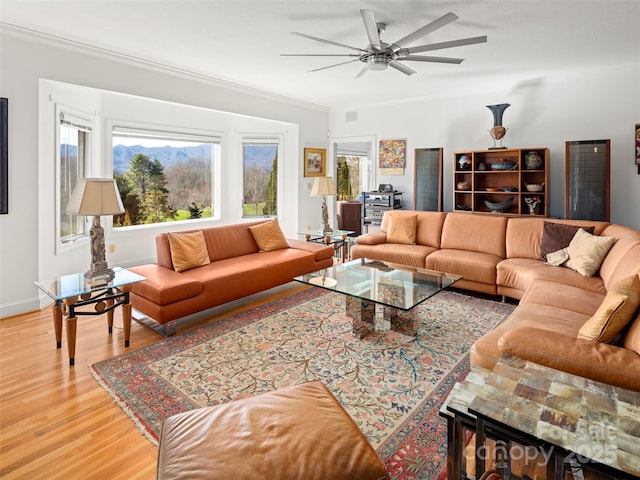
[63, 144, 276, 174]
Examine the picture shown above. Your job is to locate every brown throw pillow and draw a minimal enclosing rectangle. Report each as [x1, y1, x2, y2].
[385, 213, 417, 245]
[249, 219, 289, 252]
[578, 275, 640, 343]
[540, 222, 595, 260]
[167, 231, 211, 272]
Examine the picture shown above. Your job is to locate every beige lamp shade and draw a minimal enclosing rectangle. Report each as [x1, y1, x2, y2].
[65, 178, 124, 216]
[310, 176, 337, 196]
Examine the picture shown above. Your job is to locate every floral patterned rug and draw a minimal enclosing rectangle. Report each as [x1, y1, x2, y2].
[91, 287, 514, 479]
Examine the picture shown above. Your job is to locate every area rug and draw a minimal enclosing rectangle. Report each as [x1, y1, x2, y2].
[91, 288, 514, 479]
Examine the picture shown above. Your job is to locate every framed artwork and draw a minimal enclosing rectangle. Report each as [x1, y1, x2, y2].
[304, 148, 326, 177]
[635, 123, 640, 174]
[379, 139, 406, 175]
[0, 97, 7, 215]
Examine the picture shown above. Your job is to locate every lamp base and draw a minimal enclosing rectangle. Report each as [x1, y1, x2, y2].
[85, 263, 115, 282]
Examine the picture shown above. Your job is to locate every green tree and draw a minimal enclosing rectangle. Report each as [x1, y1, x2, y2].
[337, 161, 351, 200]
[127, 153, 152, 197]
[262, 155, 278, 215]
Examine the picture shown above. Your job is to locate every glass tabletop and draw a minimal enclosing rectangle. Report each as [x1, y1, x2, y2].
[298, 229, 356, 240]
[34, 267, 146, 301]
[294, 258, 462, 311]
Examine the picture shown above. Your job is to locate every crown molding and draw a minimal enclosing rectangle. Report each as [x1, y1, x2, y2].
[0, 22, 328, 113]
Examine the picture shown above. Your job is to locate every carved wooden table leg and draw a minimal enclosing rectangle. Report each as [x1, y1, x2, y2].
[120, 285, 133, 348]
[52, 302, 63, 348]
[63, 296, 79, 366]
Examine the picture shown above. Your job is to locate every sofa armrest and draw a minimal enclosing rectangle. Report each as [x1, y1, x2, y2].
[498, 327, 640, 391]
[355, 231, 388, 245]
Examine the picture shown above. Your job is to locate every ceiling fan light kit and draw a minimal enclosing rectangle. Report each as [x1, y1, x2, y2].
[282, 9, 487, 77]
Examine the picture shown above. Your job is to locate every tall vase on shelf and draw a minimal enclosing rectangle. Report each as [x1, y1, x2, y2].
[487, 103, 510, 150]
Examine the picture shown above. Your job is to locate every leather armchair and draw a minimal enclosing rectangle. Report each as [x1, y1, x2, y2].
[337, 200, 362, 235]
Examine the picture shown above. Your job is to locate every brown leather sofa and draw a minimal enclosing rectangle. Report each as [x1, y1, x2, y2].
[129, 220, 334, 332]
[352, 210, 640, 391]
[337, 200, 363, 235]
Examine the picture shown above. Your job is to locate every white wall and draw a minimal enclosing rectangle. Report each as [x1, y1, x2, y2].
[329, 64, 640, 227]
[0, 30, 329, 317]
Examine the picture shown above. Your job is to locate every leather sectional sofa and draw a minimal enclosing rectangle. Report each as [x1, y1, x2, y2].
[351, 210, 640, 391]
[128, 220, 334, 333]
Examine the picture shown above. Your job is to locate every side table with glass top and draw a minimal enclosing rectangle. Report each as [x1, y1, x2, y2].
[34, 267, 146, 366]
[298, 229, 356, 262]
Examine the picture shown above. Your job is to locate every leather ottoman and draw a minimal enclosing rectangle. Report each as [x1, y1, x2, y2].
[156, 381, 389, 480]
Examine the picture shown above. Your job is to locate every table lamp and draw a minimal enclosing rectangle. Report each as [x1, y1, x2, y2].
[65, 178, 125, 281]
[310, 176, 337, 235]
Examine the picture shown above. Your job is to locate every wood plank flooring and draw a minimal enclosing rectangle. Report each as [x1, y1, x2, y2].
[0, 283, 307, 479]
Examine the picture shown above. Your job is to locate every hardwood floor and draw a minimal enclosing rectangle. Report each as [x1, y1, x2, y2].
[0, 283, 307, 479]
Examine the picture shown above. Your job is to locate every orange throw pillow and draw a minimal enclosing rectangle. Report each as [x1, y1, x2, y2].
[385, 213, 417, 245]
[249, 219, 289, 252]
[167, 231, 210, 272]
[578, 275, 640, 343]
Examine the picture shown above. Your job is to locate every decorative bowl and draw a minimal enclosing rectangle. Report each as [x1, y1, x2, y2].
[484, 196, 514, 212]
[491, 160, 517, 170]
[485, 187, 500, 192]
[500, 186, 518, 192]
[525, 182, 544, 192]
[456, 180, 471, 191]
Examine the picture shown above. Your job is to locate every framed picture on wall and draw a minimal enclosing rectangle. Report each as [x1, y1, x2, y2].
[304, 148, 326, 177]
[635, 123, 639, 174]
[0, 97, 7, 215]
[379, 139, 406, 175]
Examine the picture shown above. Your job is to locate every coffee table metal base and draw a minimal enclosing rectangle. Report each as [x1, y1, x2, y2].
[346, 296, 417, 338]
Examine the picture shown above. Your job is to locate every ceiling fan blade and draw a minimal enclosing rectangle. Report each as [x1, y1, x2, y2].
[291, 32, 364, 53]
[355, 65, 369, 79]
[281, 54, 360, 57]
[406, 36, 488, 54]
[360, 9, 381, 51]
[309, 59, 360, 73]
[398, 54, 464, 64]
[389, 61, 416, 76]
[392, 12, 458, 49]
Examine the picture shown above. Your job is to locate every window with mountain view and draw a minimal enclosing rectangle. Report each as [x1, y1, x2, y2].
[59, 114, 91, 245]
[112, 129, 218, 227]
[243, 141, 279, 217]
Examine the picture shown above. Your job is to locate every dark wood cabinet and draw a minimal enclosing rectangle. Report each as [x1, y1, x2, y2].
[565, 139, 610, 222]
[414, 148, 443, 211]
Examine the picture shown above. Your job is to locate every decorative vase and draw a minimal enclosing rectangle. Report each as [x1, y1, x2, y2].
[456, 180, 471, 191]
[524, 151, 543, 170]
[486, 103, 510, 150]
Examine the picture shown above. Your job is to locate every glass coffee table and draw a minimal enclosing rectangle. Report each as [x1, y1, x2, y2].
[295, 258, 462, 338]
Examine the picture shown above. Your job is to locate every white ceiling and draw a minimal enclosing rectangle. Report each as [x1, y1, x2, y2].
[1, 1, 639, 109]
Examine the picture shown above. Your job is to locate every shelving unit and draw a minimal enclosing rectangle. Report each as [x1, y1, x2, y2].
[453, 148, 549, 217]
[362, 191, 403, 232]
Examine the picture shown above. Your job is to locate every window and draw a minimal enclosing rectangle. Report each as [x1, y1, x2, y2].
[58, 112, 92, 245]
[242, 140, 280, 217]
[112, 128, 219, 227]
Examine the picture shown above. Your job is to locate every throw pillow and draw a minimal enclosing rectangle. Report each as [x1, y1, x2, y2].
[545, 248, 569, 266]
[578, 275, 640, 343]
[249, 219, 289, 252]
[385, 213, 417, 245]
[167, 231, 210, 273]
[564, 228, 615, 277]
[539, 222, 595, 260]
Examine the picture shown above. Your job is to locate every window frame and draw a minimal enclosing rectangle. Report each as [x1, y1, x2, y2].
[110, 123, 222, 230]
[55, 106, 95, 253]
[241, 135, 283, 219]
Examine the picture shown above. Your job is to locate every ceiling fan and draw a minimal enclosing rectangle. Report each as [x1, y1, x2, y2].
[281, 9, 487, 78]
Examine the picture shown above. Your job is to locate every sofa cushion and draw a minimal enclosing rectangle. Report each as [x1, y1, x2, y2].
[440, 212, 507, 257]
[249, 219, 289, 252]
[623, 309, 640, 355]
[578, 275, 640, 343]
[564, 228, 615, 277]
[385, 212, 417, 245]
[167, 231, 211, 272]
[351, 242, 435, 269]
[539, 222, 595, 260]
